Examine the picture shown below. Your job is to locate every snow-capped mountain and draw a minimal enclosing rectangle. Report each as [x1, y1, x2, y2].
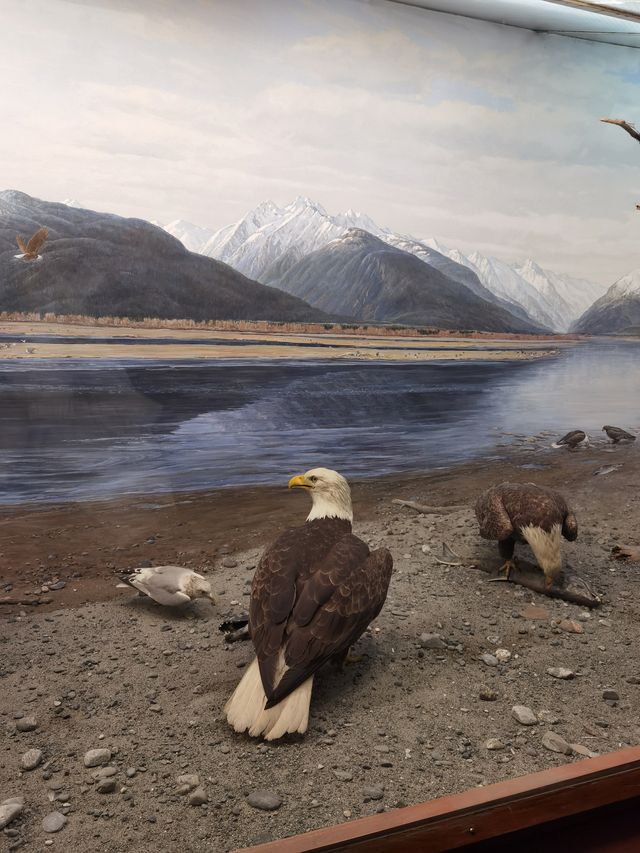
[61, 198, 83, 208]
[572, 268, 640, 333]
[163, 195, 603, 331]
[164, 219, 215, 254]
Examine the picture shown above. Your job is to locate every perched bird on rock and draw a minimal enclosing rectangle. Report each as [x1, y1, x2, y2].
[116, 565, 215, 606]
[225, 467, 393, 741]
[475, 482, 578, 589]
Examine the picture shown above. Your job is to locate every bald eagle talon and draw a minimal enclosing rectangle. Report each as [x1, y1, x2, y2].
[499, 558, 517, 580]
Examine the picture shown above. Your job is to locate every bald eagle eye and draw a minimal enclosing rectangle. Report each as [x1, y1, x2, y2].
[309, 476, 318, 483]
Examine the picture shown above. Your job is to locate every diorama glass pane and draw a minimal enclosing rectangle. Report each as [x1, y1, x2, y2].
[1, 1, 638, 851]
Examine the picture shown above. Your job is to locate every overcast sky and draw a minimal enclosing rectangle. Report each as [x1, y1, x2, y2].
[1, 0, 639, 283]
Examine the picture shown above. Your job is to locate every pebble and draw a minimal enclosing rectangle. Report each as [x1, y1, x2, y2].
[626, 676, 640, 685]
[363, 786, 384, 802]
[42, 811, 67, 833]
[247, 790, 282, 811]
[16, 716, 37, 732]
[48, 581, 66, 590]
[333, 770, 353, 782]
[222, 557, 238, 568]
[484, 738, 505, 751]
[542, 731, 573, 755]
[479, 686, 498, 701]
[571, 743, 599, 758]
[557, 619, 583, 634]
[481, 654, 499, 667]
[602, 689, 619, 701]
[21, 748, 43, 770]
[176, 774, 200, 793]
[96, 778, 117, 794]
[495, 649, 512, 663]
[0, 798, 25, 830]
[84, 748, 112, 768]
[547, 667, 575, 680]
[188, 787, 209, 806]
[512, 705, 537, 726]
[419, 633, 446, 650]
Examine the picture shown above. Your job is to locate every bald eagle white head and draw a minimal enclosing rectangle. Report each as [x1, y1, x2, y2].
[288, 467, 353, 522]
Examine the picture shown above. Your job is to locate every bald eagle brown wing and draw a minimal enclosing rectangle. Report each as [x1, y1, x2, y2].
[475, 489, 514, 540]
[250, 519, 392, 710]
[476, 483, 576, 539]
[26, 226, 48, 255]
[16, 235, 28, 254]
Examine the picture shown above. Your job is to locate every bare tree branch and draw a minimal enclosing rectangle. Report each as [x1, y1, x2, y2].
[601, 118, 640, 144]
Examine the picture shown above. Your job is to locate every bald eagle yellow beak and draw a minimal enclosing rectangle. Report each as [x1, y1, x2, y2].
[288, 474, 312, 489]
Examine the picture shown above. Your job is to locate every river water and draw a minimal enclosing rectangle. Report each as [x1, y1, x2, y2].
[0, 340, 637, 505]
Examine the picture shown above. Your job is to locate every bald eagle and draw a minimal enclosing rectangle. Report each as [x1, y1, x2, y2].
[224, 468, 393, 741]
[602, 425, 636, 444]
[15, 226, 48, 261]
[475, 483, 578, 589]
[552, 430, 589, 451]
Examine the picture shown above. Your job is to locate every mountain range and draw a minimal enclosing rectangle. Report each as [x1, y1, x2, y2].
[165, 197, 609, 332]
[572, 269, 640, 334]
[0, 191, 328, 323]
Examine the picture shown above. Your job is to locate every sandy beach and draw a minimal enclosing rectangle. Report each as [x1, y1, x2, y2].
[1, 440, 638, 852]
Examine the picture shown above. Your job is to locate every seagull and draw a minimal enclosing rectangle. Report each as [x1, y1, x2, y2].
[116, 565, 216, 606]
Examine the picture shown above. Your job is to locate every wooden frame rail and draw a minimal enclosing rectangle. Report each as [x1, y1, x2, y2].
[238, 746, 640, 853]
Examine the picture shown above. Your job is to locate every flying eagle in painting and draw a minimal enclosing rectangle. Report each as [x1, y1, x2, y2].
[602, 425, 636, 444]
[552, 429, 589, 451]
[225, 468, 393, 741]
[475, 482, 578, 589]
[116, 565, 216, 606]
[15, 226, 48, 261]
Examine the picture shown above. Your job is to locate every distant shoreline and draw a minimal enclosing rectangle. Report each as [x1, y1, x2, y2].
[0, 320, 571, 362]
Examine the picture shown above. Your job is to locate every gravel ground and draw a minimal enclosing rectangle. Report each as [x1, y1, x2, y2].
[1, 440, 639, 852]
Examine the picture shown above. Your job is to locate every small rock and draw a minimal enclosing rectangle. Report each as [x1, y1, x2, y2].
[176, 773, 200, 792]
[547, 667, 575, 680]
[557, 619, 583, 634]
[0, 798, 25, 830]
[419, 633, 446, 650]
[625, 676, 640, 685]
[479, 686, 498, 701]
[333, 770, 353, 782]
[484, 738, 505, 751]
[222, 557, 238, 568]
[602, 689, 619, 701]
[542, 731, 573, 755]
[495, 649, 512, 663]
[247, 790, 282, 811]
[84, 748, 112, 767]
[363, 786, 384, 802]
[188, 787, 208, 806]
[92, 766, 117, 779]
[16, 716, 37, 732]
[571, 743, 599, 758]
[512, 705, 537, 726]
[481, 654, 499, 667]
[48, 581, 66, 591]
[96, 778, 116, 794]
[42, 811, 67, 833]
[21, 748, 43, 770]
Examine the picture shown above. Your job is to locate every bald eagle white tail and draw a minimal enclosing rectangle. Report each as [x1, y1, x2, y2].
[521, 523, 562, 585]
[224, 657, 313, 741]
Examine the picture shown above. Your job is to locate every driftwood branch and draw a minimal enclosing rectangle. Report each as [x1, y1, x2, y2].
[601, 118, 640, 144]
[475, 560, 601, 609]
[392, 499, 467, 515]
[0, 597, 53, 606]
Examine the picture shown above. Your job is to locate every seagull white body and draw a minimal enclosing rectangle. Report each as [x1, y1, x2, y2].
[117, 565, 215, 606]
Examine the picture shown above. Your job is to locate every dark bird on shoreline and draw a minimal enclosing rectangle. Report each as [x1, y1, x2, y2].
[15, 226, 48, 261]
[602, 425, 636, 444]
[552, 430, 589, 451]
[225, 467, 393, 741]
[475, 482, 578, 589]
